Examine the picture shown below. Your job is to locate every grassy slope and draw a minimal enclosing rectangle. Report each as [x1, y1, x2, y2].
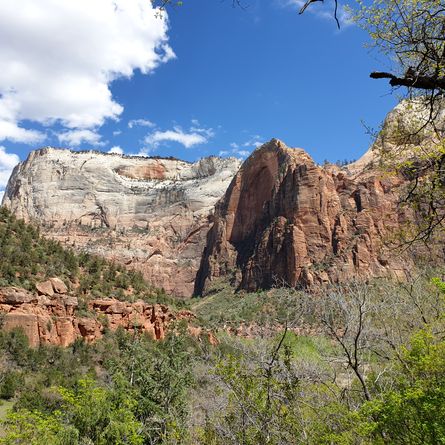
[191, 280, 304, 330]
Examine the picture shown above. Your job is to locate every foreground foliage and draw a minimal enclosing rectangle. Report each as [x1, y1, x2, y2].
[0, 273, 444, 444]
[0, 328, 194, 445]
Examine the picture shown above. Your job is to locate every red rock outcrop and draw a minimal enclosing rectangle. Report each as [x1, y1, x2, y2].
[0, 283, 210, 347]
[195, 139, 419, 295]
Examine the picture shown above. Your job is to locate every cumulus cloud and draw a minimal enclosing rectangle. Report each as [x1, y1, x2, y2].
[131, 148, 153, 157]
[144, 123, 215, 150]
[57, 129, 104, 147]
[0, 146, 20, 190]
[0, 0, 174, 143]
[128, 119, 156, 129]
[0, 120, 45, 144]
[108, 146, 124, 154]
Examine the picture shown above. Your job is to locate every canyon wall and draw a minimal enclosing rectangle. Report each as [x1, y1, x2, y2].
[2, 149, 240, 297]
[194, 139, 415, 295]
[3, 102, 441, 298]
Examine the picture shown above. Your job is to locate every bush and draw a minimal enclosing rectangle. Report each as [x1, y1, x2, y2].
[0, 371, 24, 399]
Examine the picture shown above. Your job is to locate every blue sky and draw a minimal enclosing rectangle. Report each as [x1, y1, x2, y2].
[0, 0, 398, 197]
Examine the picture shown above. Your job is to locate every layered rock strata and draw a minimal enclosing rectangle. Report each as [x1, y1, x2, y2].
[2, 149, 240, 297]
[195, 139, 415, 295]
[0, 282, 207, 347]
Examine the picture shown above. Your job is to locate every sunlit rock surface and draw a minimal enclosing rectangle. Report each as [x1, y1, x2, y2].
[0, 283, 213, 347]
[195, 139, 418, 295]
[3, 148, 241, 297]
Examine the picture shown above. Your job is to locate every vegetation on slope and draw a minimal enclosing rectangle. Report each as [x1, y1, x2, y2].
[0, 327, 195, 444]
[0, 267, 444, 443]
[0, 206, 172, 305]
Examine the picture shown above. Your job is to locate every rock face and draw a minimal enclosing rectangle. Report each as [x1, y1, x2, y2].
[0, 285, 200, 347]
[3, 102, 440, 299]
[195, 139, 414, 295]
[2, 148, 240, 297]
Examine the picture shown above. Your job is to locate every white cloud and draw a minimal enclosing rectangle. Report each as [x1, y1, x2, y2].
[144, 123, 215, 149]
[219, 147, 251, 159]
[0, 190, 4, 203]
[108, 146, 124, 154]
[241, 135, 263, 148]
[113, 130, 122, 136]
[57, 129, 103, 147]
[190, 125, 215, 139]
[145, 129, 207, 148]
[128, 119, 156, 129]
[221, 135, 264, 159]
[0, 120, 45, 144]
[133, 148, 154, 157]
[0, 0, 174, 143]
[0, 146, 20, 189]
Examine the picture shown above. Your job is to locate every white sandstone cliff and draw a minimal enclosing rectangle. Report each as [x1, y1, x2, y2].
[3, 148, 241, 297]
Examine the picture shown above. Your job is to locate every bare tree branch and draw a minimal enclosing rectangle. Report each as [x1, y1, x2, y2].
[370, 71, 445, 90]
[299, 0, 340, 28]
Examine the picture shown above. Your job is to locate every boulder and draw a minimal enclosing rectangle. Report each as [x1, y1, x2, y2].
[62, 295, 78, 307]
[36, 280, 54, 297]
[0, 287, 36, 305]
[49, 277, 68, 294]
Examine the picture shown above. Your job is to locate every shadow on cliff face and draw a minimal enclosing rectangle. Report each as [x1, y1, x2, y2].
[194, 138, 432, 296]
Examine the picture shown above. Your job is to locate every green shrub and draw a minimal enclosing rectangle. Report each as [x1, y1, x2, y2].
[0, 371, 24, 399]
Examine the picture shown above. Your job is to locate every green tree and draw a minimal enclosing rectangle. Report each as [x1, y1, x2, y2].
[58, 378, 143, 445]
[358, 328, 445, 444]
[0, 371, 25, 400]
[105, 331, 194, 444]
[353, 0, 445, 243]
[1, 378, 143, 445]
[355, 0, 445, 94]
[354, 278, 445, 443]
[0, 409, 78, 445]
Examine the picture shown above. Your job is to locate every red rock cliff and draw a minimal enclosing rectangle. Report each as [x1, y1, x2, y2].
[0, 282, 206, 347]
[194, 139, 414, 295]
